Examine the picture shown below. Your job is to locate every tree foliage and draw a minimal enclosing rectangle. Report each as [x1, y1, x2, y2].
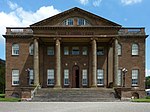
[0, 60, 5, 94]
[146, 76, 150, 89]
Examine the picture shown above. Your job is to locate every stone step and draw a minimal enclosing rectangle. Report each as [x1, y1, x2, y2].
[32, 88, 119, 102]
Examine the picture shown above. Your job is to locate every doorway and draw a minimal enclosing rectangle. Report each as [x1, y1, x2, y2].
[72, 66, 80, 88]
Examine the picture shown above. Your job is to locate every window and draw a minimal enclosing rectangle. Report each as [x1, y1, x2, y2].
[12, 70, 19, 85]
[64, 47, 69, 55]
[132, 43, 139, 55]
[82, 69, 88, 86]
[12, 44, 19, 55]
[72, 47, 79, 55]
[29, 69, 34, 85]
[29, 44, 33, 55]
[97, 69, 104, 85]
[82, 47, 88, 55]
[97, 47, 104, 55]
[132, 69, 139, 86]
[64, 69, 69, 85]
[117, 69, 122, 86]
[47, 47, 54, 55]
[63, 18, 74, 25]
[77, 18, 89, 26]
[47, 69, 54, 85]
[118, 44, 122, 55]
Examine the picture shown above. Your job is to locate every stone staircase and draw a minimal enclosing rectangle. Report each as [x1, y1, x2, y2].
[32, 88, 120, 102]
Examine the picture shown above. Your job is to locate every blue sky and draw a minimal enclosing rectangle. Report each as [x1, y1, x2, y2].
[0, 0, 150, 75]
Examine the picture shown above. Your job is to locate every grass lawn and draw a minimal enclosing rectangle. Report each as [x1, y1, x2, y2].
[132, 98, 150, 102]
[0, 94, 21, 102]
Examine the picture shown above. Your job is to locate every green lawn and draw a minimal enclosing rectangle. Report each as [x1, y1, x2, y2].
[132, 98, 150, 102]
[0, 94, 21, 102]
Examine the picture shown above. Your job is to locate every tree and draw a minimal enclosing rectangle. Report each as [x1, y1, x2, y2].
[0, 59, 5, 94]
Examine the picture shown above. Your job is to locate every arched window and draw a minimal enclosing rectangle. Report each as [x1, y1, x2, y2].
[117, 43, 122, 55]
[29, 44, 33, 55]
[132, 43, 139, 55]
[12, 44, 19, 55]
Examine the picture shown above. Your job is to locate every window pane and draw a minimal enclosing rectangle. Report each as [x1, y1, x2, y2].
[47, 69, 54, 85]
[132, 69, 138, 86]
[47, 47, 54, 55]
[118, 44, 121, 55]
[64, 69, 69, 85]
[132, 44, 139, 55]
[29, 44, 33, 55]
[12, 70, 19, 85]
[64, 47, 69, 55]
[82, 47, 88, 55]
[97, 47, 104, 55]
[117, 69, 122, 86]
[82, 69, 87, 85]
[12, 44, 19, 55]
[29, 69, 34, 85]
[72, 47, 79, 55]
[97, 69, 104, 85]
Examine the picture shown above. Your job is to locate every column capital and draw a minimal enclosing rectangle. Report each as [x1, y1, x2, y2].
[54, 37, 61, 41]
[90, 37, 98, 41]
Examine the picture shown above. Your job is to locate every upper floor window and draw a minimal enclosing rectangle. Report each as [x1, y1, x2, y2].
[29, 44, 33, 55]
[82, 47, 88, 55]
[72, 47, 79, 55]
[63, 18, 74, 25]
[47, 47, 54, 55]
[132, 43, 139, 55]
[132, 69, 139, 86]
[12, 44, 19, 55]
[12, 70, 19, 85]
[118, 43, 122, 55]
[64, 47, 69, 55]
[97, 47, 104, 55]
[77, 18, 89, 26]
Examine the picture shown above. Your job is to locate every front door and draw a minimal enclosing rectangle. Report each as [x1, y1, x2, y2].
[72, 66, 80, 88]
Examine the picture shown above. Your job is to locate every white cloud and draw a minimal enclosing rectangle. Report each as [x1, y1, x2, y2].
[93, 0, 102, 7]
[146, 69, 150, 77]
[121, 0, 142, 5]
[0, 1, 60, 43]
[79, 0, 89, 5]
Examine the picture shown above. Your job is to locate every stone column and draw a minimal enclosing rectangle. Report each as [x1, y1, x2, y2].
[91, 39, 97, 87]
[54, 38, 61, 88]
[114, 38, 118, 87]
[33, 38, 39, 86]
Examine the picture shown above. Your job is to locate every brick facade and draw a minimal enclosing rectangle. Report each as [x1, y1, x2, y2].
[3, 7, 148, 99]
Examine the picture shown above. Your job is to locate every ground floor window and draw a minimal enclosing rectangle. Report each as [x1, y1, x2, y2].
[29, 69, 34, 85]
[12, 70, 19, 85]
[97, 69, 104, 86]
[47, 69, 54, 85]
[117, 69, 122, 86]
[64, 69, 69, 85]
[132, 69, 139, 86]
[82, 69, 88, 86]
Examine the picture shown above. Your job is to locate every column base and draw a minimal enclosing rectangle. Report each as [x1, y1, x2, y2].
[54, 85, 62, 89]
[91, 85, 97, 88]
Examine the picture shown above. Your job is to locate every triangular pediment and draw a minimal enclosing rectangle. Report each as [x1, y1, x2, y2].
[30, 7, 121, 27]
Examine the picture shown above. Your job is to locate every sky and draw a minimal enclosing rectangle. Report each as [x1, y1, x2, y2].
[0, 0, 150, 76]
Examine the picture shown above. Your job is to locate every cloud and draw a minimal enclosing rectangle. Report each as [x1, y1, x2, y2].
[93, 0, 102, 7]
[121, 0, 142, 5]
[0, 1, 60, 43]
[146, 69, 150, 77]
[79, 0, 89, 5]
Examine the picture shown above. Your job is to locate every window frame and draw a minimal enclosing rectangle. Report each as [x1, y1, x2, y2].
[97, 47, 104, 56]
[64, 47, 69, 55]
[29, 69, 34, 85]
[47, 69, 55, 86]
[82, 47, 88, 55]
[132, 43, 139, 56]
[117, 43, 122, 56]
[29, 44, 34, 55]
[82, 69, 88, 86]
[132, 69, 139, 86]
[64, 69, 69, 86]
[47, 47, 54, 56]
[12, 43, 19, 55]
[117, 69, 122, 86]
[12, 69, 19, 86]
[72, 47, 80, 55]
[97, 69, 104, 86]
